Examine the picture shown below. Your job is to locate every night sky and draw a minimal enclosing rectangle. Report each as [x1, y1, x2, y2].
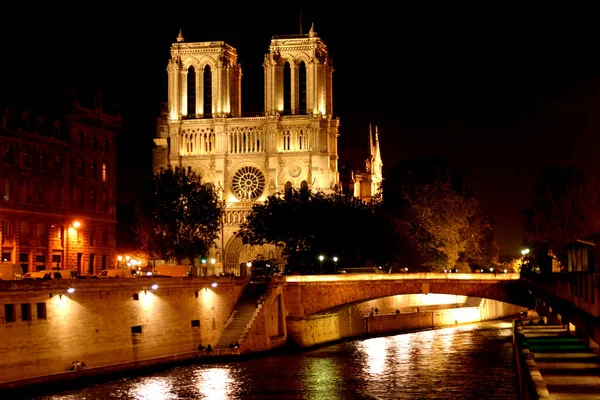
[2, 4, 600, 256]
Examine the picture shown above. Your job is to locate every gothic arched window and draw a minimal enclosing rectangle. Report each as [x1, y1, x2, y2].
[283, 62, 291, 114]
[187, 65, 196, 117]
[299, 61, 307, 114]
[203, 65, 212, 116]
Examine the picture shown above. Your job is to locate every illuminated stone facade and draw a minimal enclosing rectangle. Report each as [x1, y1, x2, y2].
[153, 26, 340, 272]
[0, 92, 120, 275]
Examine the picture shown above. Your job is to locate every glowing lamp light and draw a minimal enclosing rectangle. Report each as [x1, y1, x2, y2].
[67, 287, 75, 294]
[211, 282, 218, 288]
[151, 284, 159, 290]
[72, 221, 81, 229]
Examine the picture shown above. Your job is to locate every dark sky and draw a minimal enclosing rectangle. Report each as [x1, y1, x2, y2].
[2, 4, 600, 256]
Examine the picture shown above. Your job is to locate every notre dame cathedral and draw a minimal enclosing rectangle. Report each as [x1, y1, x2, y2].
[152, 24, 381, 274]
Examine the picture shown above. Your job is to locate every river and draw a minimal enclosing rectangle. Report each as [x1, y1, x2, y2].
[19, 318, 519, 400]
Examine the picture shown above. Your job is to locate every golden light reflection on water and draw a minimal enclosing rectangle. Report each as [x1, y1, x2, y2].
[301, 357, 343, 399]
[129, 377, 177, 399]
[193, 367, 235, 399]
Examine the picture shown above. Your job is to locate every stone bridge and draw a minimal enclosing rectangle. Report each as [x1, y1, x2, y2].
[273, 273, 534, 318]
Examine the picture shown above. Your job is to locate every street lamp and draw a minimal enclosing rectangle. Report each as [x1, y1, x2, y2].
[333, 256, 338, 274]
[65, 221, 81, 272]
[318, 255, 324, 274]
[210, 258, 216, 276]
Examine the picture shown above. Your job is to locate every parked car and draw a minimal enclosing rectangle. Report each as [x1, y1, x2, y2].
[97, 269, 132, 279]
[0, 263, 24, 280]
[22, 270, 79, 280]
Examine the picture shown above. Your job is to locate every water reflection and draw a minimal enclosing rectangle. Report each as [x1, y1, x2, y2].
[23, 319, 518, 400]
[193, 368, 235, 399]
[130, 377, 176, 399]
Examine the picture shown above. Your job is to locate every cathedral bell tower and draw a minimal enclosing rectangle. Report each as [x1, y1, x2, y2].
[166, 29, 242, 120]
[263, 24, 333, 117]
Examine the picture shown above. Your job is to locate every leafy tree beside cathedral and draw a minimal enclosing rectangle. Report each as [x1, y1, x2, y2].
[382, 154, 499, 272]
[236, 188, 394, 274]
[134, 165, 222, 267]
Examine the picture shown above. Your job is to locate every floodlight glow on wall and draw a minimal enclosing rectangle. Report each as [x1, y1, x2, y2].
[57, 287, 76, 299]
[144, 283, 159, 294]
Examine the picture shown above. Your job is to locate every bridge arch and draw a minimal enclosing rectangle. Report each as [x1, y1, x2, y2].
[280, 274, 534, 318]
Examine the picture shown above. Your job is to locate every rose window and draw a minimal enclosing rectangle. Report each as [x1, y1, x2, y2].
[232, 166, 265, 201]
[288, 164, 301, 178]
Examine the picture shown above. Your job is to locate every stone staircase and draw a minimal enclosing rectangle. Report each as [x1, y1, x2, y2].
[214, 282, 269, 349]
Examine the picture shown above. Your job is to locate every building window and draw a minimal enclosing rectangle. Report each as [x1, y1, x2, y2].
[102, 229, 108, 247]
[103, 138, 109, 152]
[3, 178, 9, 201]
[3, 142, 12, 164]
[187, 65, 196, 116]
[21, 146, 29, 168]
[131, 325, 142, 334]
[90, 160, 96, 180]
[20, 221, 29, 236]
[32, 182, 40, 204]
[21, 304, 32, 321]
[91, 136, 97, 151]
[2, 252, 11, 262]
[54, 154, 62, 173]
[38, 150, 46, 171]
[54, 182, 62, 206]
[191, 320, 200, 327]
[77, 158, 84, 177]
[75, 188, 83, 209]
[132, 293, 139, 301]
[90, 189, 96, 211]
[101, 255, 106, 270]
[101, 162, 107, 182]
[89, 230, 95, 246]
[21, 180, 29, 202]
[37, 223, 46, 241]
[102, 191, 108, 212]
[79, 131, 85, 148]
[36, 303, 47, 319]
[2, 221, 12, 239]
[4, 304, 16, 323]
[203, 65, 212, 115]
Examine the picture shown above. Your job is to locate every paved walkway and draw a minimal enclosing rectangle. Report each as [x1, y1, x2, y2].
[517, 319, 600, 399]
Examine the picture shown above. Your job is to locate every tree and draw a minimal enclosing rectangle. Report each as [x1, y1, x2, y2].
[236, 188, 393, 273]
[134, 165, 222, 267]
[522, 164, 600, 269]
[382, 154, 499, 272]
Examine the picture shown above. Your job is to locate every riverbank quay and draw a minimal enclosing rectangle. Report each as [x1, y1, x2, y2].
[514, 315, 600, 399]
[0, 274, 526, 394]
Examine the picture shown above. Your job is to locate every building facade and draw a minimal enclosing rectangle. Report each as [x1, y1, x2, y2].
[0, 91, 120, 275]
[153, 26, 340, 272]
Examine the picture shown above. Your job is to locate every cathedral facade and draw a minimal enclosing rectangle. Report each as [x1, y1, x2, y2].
[152, 26, 380, 274]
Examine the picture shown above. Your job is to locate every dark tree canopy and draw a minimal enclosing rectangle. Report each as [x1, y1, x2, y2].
[522, 164, 600, 268]
[382, 154, 499, 272]
[236, 188, 394, 273]
[134, 165, 222, 266]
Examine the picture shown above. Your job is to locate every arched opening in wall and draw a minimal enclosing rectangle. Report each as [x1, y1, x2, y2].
[203, 65, 212, 117]
[283, 62, 291, 115]
[298, 61, 307, 114]
[284, 181, 292, 200]
[300, 180, 309, 201]
[187, 66, 196, 117]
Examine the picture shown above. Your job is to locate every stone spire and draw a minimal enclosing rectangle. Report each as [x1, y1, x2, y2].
[373, 126, 383, 177]
[176, 29, 184, 43]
